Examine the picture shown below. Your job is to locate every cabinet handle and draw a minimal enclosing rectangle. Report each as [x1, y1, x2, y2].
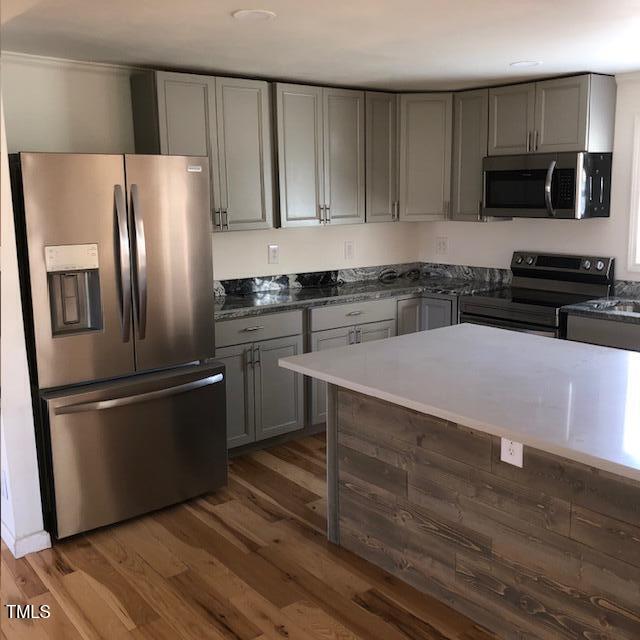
[534, 130, 539, 151]
[213, 208, 223, 231]
[319, 204, 325, 224]
[527, 131, 532, 153]
[444, 200, 450, 217]
[326, 205, 331, 223]
[245, 348, 254, 368]
[254, 345, 261, 367]
[242, 325, 264, 332]
[222, 208, 229, 230]
[348, 328, 355, 344]
[355, 328, 362, 343]
[346, 310, 363, 316]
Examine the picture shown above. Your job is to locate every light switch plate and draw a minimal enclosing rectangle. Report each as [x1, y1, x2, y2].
[344, 240, 355, 261]
[267, 244, 279, 264]
[500, 438, 523, 467]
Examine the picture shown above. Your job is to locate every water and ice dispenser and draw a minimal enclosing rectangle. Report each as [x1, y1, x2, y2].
[45, 244, 103, 336]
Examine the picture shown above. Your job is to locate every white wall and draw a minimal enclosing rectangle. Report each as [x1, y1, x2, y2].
[419, 73, 640, 282]
[0, 96, 51, 557]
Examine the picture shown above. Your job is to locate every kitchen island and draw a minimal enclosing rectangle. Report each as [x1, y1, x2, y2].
[279, 324, 640, 639]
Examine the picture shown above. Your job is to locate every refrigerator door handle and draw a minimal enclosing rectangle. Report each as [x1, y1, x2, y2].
[130, 184, 148, 339]
[54, 373, 224, 415]
[114, 185, 132, 342]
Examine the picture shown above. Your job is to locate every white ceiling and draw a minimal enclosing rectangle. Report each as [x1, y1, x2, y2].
[2, 0, 640, 90]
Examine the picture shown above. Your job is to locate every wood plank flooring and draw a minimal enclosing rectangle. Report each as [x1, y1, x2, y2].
[1, 434, 495, 640]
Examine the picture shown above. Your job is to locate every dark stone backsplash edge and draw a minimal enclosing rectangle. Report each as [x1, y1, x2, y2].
[215, 262, 511, 297]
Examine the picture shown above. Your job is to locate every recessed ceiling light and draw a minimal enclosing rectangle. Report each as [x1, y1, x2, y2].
[509, 60, 542, 68]
[232, 9, 277, 21]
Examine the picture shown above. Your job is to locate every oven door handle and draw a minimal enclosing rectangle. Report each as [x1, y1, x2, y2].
[544, 160, 557, 217]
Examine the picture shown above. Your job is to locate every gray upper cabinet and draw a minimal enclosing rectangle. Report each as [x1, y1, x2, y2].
[276, 83, 324, 227]
[398, 93, 452, 221]
[489, 74, 616, 156]
[488, 83, 536, 156]
[254, 335, 304, 441]
[276, 83, 365, 227]
[130, 70, 274, 231]
[365, 92, 398, 223]
[451, 89, 489, 221]
[215, 344, 254, 448]
[214, 77, 274, 230]
[323, 88, 365, 225]
[534, 75, 615, 153]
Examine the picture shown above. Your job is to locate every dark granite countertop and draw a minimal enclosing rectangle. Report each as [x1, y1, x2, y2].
[214, 276, 501, 320]
[561, 297, 640, 325]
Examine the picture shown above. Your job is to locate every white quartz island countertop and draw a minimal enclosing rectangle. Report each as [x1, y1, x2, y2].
[279, 324, 640, 481]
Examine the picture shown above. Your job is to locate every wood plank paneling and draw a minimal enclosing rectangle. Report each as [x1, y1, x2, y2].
[335, 389, 640, 640]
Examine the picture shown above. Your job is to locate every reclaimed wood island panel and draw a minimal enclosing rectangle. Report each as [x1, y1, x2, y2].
[334, 387, 640, 640]
[279, 326, 640, 640]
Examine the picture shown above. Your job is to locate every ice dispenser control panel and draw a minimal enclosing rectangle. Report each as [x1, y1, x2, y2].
[45, 244, 103, 336]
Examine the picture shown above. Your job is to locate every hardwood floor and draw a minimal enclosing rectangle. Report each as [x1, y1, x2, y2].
[1, 434, 495, 640]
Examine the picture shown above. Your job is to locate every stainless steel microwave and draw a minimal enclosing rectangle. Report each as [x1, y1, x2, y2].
[482, 152, 612, 219]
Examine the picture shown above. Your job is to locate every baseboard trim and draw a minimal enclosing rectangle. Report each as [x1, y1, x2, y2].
[1, 521, 51, 558]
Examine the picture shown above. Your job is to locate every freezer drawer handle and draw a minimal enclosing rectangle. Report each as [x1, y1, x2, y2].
[130, 184, 148, 340]
[54, 373, 224, 415]
[114, 185, 132, 341]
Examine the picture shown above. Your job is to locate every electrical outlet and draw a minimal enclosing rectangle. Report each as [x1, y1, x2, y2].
[500, 438, 523, 468]
[436, 236, 448, 255]
[267, 244, 279, 265]
[344, 240, 355, 261]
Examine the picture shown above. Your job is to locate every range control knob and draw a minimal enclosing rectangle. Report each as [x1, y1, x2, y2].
[595, 260, 606, 271]
[526, 256, 535, 265]
[515, 255, 523, 264]
[583, 259, 592, 270]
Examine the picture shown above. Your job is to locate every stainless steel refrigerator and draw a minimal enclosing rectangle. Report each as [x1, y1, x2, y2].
[11, 152, 226, 539]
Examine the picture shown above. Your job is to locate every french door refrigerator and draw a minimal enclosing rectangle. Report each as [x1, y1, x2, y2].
[11, 153, 226, 538]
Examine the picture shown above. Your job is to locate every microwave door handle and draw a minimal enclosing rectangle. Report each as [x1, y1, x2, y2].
[544, 160, 557, 217]
[114, 185, 131, 342]
[130, 184, 148, 340]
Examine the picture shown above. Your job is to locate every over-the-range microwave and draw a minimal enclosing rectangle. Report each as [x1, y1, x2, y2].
[481, 152, 612, 219]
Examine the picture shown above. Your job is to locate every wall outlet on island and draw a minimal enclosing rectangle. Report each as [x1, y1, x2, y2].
[435, 236, 448, 256]
[500, 438, 523, 468]
[267, 244, 279, 264]
[344, 240, 355, 261]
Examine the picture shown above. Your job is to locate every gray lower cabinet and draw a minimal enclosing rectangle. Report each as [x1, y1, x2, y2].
[130, 70, 274, 231]
[310, 319, 396, 425]
[397, 296, 454, 335]
[254, 335, 305, 440]
[216, 334, 304, 448]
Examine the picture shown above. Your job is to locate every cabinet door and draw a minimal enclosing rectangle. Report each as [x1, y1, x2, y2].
[365, 92, 398, 223]
[215, 77, 274, 230]
[154, 72, 221, 212]
[423, 298, 453, 330]
[488, 83, 535, 156]
[357, 319, 397, 343]
[397, 297, 423, 335]
[534, 75, 589, 153]
[215, 344, 255, 448]
[451, 89, 488, 221]
[399, 93, 452, 221]
[254, 336, 304, 441]
[276, 83, 324, 227]
[310, 326, 354, 425]
[323, 88, 365, 225]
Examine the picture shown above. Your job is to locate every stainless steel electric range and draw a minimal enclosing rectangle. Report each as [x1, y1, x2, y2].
[459, 252, 615, 338]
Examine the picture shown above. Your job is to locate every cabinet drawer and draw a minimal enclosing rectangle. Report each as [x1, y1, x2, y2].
[310, 298, 396, 331]
[216, 310, 303, 348]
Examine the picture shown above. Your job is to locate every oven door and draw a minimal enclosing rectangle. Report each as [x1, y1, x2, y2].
[482, 153, 581, 219]
[460, 313, 558, 338]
